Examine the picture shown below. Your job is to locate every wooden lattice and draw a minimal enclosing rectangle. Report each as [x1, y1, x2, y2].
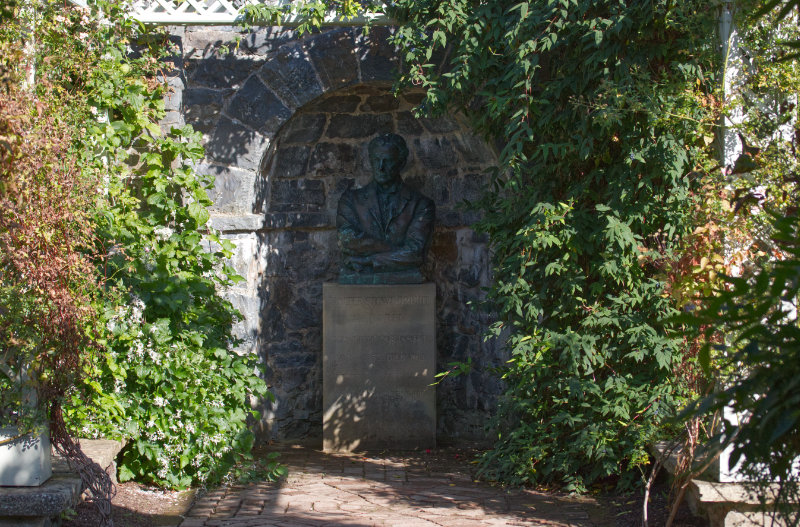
[126, 0, 388, 25]
[129, 0, 250, 24]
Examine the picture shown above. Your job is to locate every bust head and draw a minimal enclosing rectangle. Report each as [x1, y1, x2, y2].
[368, 133, 409, 187]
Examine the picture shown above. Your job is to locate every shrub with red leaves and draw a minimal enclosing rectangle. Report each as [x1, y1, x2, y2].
[0, 43, 100, 426]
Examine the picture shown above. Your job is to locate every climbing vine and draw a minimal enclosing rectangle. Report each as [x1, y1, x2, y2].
[384, 0, 722, 489]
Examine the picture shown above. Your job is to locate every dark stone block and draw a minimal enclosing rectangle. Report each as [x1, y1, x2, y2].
[335, 178, 355, 193]
[271, 203, 309, 213]
[263, 305, 286, 342]
[227, 76, 292, 136]
[273, 145, 311, 179]
[281, 113, 326, 144]
[353, 85, 384, 95]
[239, 28, 297, 56]
[286, 297, 319, 329]
[420, 116, 460, 134]
[457, 267, 482, 288]
[396, 111, 424, 135]
[310, 94, 360, 113]
[430, 230, 458, 264]
[401, 172, 447, 204]
[462, 210, 481, 225]
[269, 276, 292, 307]
[258, 44, 324, 108]
[403, 92, 425, 106]
[271, 179, 326, 208]
[436, 209, 463, 228]
[451, 174, 485, 205]
[291, 231, 310, 242]
[183, 88, 226, 134]
[278, 417, 313, 438]
[271, 351, 317, 370]
[206, 116, 268, 171]
[356, 26, 400, 82]
[184, 27, 243, 58]
[264, 212, 332, 230]
[455, 134, 495, 164]
[186, 57, 262, 89]
[308, 142, 358, 175]
[303, 328, 322, 350]
[326, 113, 393, 139]
[306, 29, 359, 91]
[360, 94, 400, 112]
[268, 339, 304, 358]
[413, 137, 457, 170]
[280, 366, 311, 391]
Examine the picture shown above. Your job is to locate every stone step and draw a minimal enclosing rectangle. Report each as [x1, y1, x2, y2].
[651, 442, 795, 527]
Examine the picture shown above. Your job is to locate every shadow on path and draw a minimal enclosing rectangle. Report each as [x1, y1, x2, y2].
[180, 443, 610, 527]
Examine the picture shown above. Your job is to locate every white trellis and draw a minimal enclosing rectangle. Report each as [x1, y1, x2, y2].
[129, 0, 245, 24]
[123, 0, 389, 26]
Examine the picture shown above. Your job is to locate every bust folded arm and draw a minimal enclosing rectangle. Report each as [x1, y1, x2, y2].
[369, 200, 434, 272]
[337, 194, 434, 274]
[336, 197, 392, 257]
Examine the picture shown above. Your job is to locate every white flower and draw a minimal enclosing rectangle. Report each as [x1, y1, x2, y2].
[130, 296, 145, 322]
[154, 226, 174, 242]
[154, 396, 166, 407]
[148, 348, 162, 365]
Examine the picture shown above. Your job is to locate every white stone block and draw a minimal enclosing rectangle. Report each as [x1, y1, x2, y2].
[0, 428, 52, 487]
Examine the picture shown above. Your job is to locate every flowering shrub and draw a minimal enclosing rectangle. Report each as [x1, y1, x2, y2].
[0, 0, 273, 488]
[63, 14, 271, 486]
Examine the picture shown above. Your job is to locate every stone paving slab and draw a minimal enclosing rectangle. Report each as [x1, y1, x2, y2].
[181, 445, 608, 527]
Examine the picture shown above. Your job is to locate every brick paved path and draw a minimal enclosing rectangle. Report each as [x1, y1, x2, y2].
[180, 445, 611, 527]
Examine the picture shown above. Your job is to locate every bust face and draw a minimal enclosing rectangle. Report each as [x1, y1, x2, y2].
[370, 144, 405, 187]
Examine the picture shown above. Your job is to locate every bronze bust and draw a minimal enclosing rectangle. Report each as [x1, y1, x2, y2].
[336, 134, 435, 284]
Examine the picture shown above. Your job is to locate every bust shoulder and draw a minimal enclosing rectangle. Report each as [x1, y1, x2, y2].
[399, 184, 434, 209]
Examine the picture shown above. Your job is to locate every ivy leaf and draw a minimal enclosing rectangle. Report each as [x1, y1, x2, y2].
[187, 202, 210, 226]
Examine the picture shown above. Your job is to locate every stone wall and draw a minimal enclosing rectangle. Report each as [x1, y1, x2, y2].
[164, 25, 507, 443]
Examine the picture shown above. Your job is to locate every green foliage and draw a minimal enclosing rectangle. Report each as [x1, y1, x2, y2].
[0, 0, 271, 488]
[382, 0, 720, 489]
[241, 0, 379, 34]
[689, 210, 799, 521]
[685, 1, 800, 521]
[61, 7, 270, 488]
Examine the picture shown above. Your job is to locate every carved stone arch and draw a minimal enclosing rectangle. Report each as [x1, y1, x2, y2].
[177, 25, 504, 442]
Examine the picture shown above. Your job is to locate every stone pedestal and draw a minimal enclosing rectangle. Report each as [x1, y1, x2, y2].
[323, 283, 436, 451]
